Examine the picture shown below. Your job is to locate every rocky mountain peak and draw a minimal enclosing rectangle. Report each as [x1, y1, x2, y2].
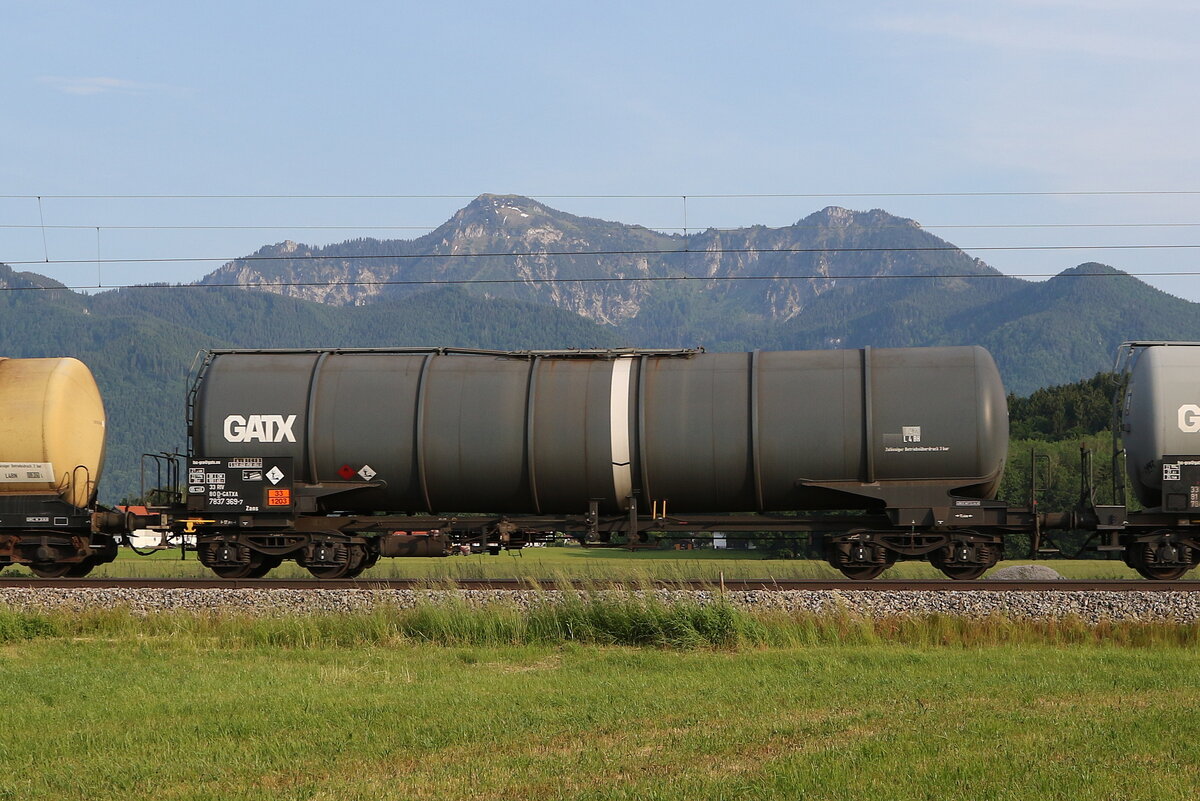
[196, 195, 1001, 324]
[799, 206, 921, 231]
[809, 206, 858, 227]
[450, 194, 551, 229]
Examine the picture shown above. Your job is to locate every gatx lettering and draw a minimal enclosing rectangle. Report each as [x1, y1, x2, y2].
[223, 414, 297, 443]
[1179, 405, 1200, 433]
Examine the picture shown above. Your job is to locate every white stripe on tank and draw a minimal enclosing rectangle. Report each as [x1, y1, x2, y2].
[609, 357, 634, 510]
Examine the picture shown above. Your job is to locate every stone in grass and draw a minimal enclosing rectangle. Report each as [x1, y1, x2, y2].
[987, 564, 1066, 581]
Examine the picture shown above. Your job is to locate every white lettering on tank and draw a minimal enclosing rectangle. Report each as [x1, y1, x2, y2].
[223, 414, 298, 443]
[223, 415, 245, 441]
[1179, 404, 1200, 433]
[275, 415, 296, 441]
[246, 416, 267, 441]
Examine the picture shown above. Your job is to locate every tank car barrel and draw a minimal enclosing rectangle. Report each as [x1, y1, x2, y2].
[0, 357, 117, 577]
[189, 345, 1009, 517]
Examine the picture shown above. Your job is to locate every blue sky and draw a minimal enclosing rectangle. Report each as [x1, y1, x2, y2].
[3, 0, 1200, 299]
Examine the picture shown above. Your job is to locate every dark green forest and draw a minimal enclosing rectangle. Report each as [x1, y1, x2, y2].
[998, 372, 1128, 558]
[1008, 371, 1119, 440]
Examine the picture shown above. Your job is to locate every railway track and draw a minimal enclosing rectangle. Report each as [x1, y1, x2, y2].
[2, 577, 1199, 591]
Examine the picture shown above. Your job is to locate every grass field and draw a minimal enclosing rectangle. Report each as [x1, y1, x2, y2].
[0, 546, 1163, 581]
[2, 602, 1199, 800]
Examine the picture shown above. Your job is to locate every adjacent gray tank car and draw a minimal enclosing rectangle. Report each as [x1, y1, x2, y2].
[190, 346, 1008, 516]
[1122, 343, 1200, 507]
[1104, 342, 1200, 578]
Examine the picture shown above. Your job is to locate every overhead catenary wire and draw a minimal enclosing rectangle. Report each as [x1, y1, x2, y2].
[36, 196, 49, 262]
[8, 190, 1200, 199]
[11, 190, 1200, 234]
[11, 193, 1200, 256]
[7, 191, 1200, 292]
[8, 221, 1200, 232]
[1, 269, 1198, 294]
[7, 241, 1200, 270]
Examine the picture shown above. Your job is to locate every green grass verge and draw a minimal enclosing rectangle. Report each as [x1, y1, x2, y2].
[3, 594, 1200, 650]
[1, 606, 1199, 800]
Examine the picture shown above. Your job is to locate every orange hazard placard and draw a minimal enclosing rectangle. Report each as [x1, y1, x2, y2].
[267, 489, 292, 506]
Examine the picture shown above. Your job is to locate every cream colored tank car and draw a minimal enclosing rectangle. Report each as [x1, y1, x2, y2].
[0, 357, 106, 508]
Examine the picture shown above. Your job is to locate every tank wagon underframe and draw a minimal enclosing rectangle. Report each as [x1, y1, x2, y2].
[0, 495, 119, 577]
[176, 489, 1038, 580]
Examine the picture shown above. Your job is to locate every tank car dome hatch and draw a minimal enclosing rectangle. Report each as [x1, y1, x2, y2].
[0, 357, 107, 508]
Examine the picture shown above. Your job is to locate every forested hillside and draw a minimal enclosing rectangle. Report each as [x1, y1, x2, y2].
[1008, 371, 1118, 440]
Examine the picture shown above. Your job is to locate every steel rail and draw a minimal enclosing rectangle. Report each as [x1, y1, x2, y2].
[1, 577, 1199, 591]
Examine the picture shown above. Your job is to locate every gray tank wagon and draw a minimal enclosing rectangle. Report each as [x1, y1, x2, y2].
[182, 345, 1019, 579]
[1122, 343, 1200, 507]
[1101, 342, 1200, 578]
[191, 346, 1008, 514]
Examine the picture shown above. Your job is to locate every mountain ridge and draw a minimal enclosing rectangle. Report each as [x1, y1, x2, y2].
[198, 195, 1008, 325]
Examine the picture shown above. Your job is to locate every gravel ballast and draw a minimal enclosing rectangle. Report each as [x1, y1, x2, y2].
[2, 587, 1200, 623]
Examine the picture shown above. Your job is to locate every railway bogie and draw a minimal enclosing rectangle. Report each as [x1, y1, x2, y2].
[1117, 529, 1199, 581]
[820, 526, 1005, 581]
[193, 527, 440, 579]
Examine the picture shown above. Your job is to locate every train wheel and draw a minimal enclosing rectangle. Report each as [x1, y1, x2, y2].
[938, 565, 989, 580]
[29, 562, 77, 578]
[930, 536, 997, 581]
[1135, 565, 1189, 581]
[342, 546, 371, 579]
[828, 530, 894, 580]
[1127, 542, 1191, 580]
[305, 563, 352, 579]
[64, 559, 97, 578]
[307, 544, 368, 579]
[244, 556, 283, 579]
[837, 564, 890, 580]
[210, 553, 267, 579]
